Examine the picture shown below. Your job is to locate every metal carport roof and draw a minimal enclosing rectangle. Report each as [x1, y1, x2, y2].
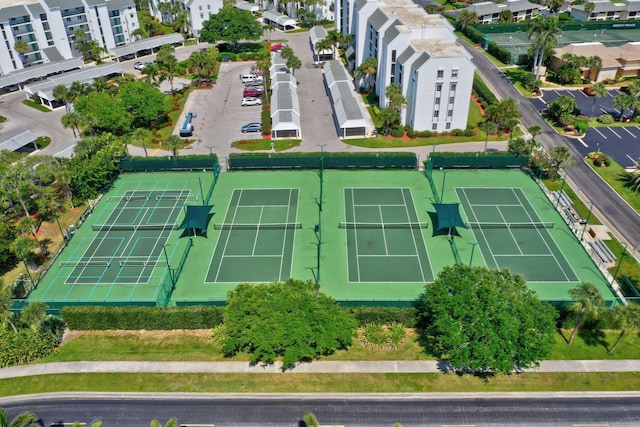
[109, 33, 184, 58]
[0, 57, 84, 90]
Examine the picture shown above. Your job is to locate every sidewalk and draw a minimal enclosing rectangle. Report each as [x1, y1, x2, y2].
[1, 360, 639, 379]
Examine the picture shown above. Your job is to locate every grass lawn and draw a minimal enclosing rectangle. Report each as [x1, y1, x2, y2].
[541, 177, 602, 225]
[232, 139, 301, 151]
[586, 158, 640, 213]
[22, 100, 51, 112]
[604, 236, 640, 294]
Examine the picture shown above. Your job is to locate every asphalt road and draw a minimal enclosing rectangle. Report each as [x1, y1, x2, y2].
[462, 40, 640, 252]
[2, 393, 640, 426]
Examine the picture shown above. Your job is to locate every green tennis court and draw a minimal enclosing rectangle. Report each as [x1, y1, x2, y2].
[206, 188, 299, 283]
[457, 187, 579, 282]
[343, 188, 433, 283]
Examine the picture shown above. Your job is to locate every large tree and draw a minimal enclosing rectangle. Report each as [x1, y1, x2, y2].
[416, 265, 556, 374]
[222, 279, 357, 368]
[527, 15, 561, 84]
[199, 7, 262, 51]
[73, 92, 132, 135]
[485, 97, 520, 130]
[567, 283, 604, 345]
[118, 81, 167, 128]
[354, 56, 378, 92]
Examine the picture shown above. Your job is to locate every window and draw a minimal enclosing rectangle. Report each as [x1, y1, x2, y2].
[450, 83, 457, 92]
[447, 109, 453, 118]
[199, 5, 203, 10]
[200, 13, 204, 18]
[451, 69, 458, 78]
[432, 123, 438, 131]
[436, 83, 442, 93]
[208, 4, 211, 9]
[437, 69, 444, 78]
[435, 97, 440, 105]
[433, 110, 439, 119]
[449, 96, 455, 104]
[446, 122, 451, 130]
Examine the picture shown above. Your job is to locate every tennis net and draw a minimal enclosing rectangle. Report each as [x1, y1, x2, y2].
[107, 195, 150, 202]
[118, 259, 163, 267]
[338, 222, 429, 229]
[213, 222, 302, 230]
[155, 194, 198, 201]
[92, 223, 176, 231]
[59, 260, 110, 268]
[468, 221, 554, 229]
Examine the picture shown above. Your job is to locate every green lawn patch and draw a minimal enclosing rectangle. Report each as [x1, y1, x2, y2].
[604, 236, 640, 293]
[503, 68, 533, 97]
[35, 136, 52, 149]
[549, 330, 640, 359]
[22, 100, 51, 112]
[586, 158, 640, 214]
[1, 372, 639, 395]
[0, 116, 7, 123]
[541, 178, 602, 225]
[231, 139, 301, 151]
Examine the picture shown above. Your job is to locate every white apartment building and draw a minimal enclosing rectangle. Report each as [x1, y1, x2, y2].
[0, 0, 139, 75]
[148, 0, 223, 37]
[339, 0, 475, 132]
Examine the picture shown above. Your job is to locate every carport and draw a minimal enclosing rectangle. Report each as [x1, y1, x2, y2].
[235, 0, 259, 14]
[0, 129, 37, 153]
[23, 63, 124, 109]
[323, 60, 372, 138]
[310, 26, 332, 61]
[271, 80, 301, 139]
[272, 110, 301, 139]
[109, 33, 184, 59]
[263, 10, 296, 31]
[0, 57, 84, 91]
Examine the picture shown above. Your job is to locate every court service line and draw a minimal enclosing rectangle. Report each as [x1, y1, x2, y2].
[400, 188, 427, 282]
[459, 188, 498, 269]
[277, 189, 295, 280]
[378, 206, 390, 256]
[252, 206, 265, 256]
[346, 189, 362, 282]
[214, 189, 244, 282]
[497, 207, 523, 256]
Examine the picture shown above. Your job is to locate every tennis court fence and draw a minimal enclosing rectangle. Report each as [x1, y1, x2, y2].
[338, 221, 429, 229]
[91, 223, 176, 231]
[475, 19, 639, 34]
[59, 257, 166, 268]
[426, 152, 530, 171]
[213, 222, 302, 230]
[228, 152, 417, 170]
[119, 155, 220, 172]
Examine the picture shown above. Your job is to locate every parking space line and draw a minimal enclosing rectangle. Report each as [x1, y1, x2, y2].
[578, 90, 588, 97]
[576, 138, 588, 147]
[622, 127, 637, 138]
[627, 154, 636, 164]
[608, 127, 621, 139]
[612, 108, 620, 114]
[593, 127, 607, 139]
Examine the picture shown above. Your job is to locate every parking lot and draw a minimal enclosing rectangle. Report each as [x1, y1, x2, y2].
[529, 88, 639, 168]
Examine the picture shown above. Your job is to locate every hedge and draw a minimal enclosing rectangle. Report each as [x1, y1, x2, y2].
[486, 41, 512, 65]
[0, 328, 60, 368]
[473, 74, 498, 108]
[462, 25, 484, 45]
[345, 307, 417, 327]
[61, 306, 224, 330]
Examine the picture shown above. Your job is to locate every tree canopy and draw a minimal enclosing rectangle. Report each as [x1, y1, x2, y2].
[416, 265, 556, 374]
[119, 81, 167, 128]
[222, 279, 357, 368]
[199, 7, 262, 51]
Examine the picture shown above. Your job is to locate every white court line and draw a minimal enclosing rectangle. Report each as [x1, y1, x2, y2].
[400, 188, 428, 282]
[214, 189, 244, 281]
[353, 203, 406, 207]
[622, 127, 637, 138]
[608, 127, 622, 139]
[251, 206, 265, 256]
[497, 207, 523, 256]
[223, 254, 281, 258]
[593, 127, 607, 139]
[378, 206, 390, 256]
[459, 189, 497, 268]
[577, 138, 588, 148]
[357, 254, 420, 258]
[471, 203, 523, 207]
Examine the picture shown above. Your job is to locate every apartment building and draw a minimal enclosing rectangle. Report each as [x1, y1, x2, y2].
[148, 0, 223, 36]
[0, 0, 139, 75]
[570, 0, 640, 21]
[463, 0, 540, 24]
[339, 0, 474, 132]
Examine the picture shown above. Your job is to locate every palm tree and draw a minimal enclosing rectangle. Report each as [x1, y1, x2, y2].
[0, 286, 18, 333]
[142, 63, 166, 88]
[385, 83, 406, 112]
[52, 85, 71, 111]
[354, 56, 378, 92]
[325, 30, 341, 59]
[150, 418, 177, 427]
[0, 408, 39, 427]
[302, 412, 319, 427]
[613, 93, 640, 121]
[263, 24, 275, 41]
[156, 45, 178, 94]
[13, 39, 29, 66]
[62, 112, 82, 138]
[567, 283, 604, 345]
[162, 135, 183, 158]
[547, 145, 572, 181]
[457, 9, 478, 30]
[315, 38, 332, 61]
[527, 16, 562, 84]
[528, 124, 542, 145]
[608, 304, 640, 354]
[286, 55, 302, 76]
[131, 128, 150, 157]
[589, 82, 607, 118]
[584, 55, 602, 82]
[479, 121, 497, 153]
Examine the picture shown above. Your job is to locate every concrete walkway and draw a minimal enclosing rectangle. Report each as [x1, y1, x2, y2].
[1, 360, 639, 379]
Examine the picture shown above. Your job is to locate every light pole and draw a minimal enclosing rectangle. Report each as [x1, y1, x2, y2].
[440, 167, 447, 203]
[612, 241, 628, 285]
[468, 242, 478, 265]
[555, 172, 566, 208]
[580, 202, 594, 241]
[162, 244, 174, 286]
[317, 144, 326, 212]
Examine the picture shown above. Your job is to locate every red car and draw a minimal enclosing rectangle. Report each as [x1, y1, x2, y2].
[583, 86, 595, 96]
[243, 87, 263, 97]
[270, 43, 287, 52]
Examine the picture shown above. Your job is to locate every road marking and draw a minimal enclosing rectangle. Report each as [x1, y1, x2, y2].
[612, 107, 621, 114]
[622, 127, 637, 138]
[150, 148, 161, 156]
[578, 90, 588, 97]
[593, 127, 607, 139]
[538, 98, 547, 105]
[600, 108, 609, 114]
[572, 424, 609, 427]
[577, 138, 588, 147]
[627, 154, 636, 164]
[442, 425, 475, 427]
[608, 127, 622, 138]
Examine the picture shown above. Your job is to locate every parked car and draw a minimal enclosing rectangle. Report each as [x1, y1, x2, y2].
[583, 86, 595, 96]
[134, 61, 151, 70]
[270, 43, 287, 52]
[243, 87, 263, 98]
[241, 97, 262, 106]
[241, 122, 262, 133]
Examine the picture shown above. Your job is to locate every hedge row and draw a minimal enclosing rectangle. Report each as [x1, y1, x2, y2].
[462, 25, 484, 45]
[346, 307, 417, 328]
[0, 328, 60, 368]
[61, 306, 224, 330]
[486, 42, 512, 65]
[473, 73, 498, 109]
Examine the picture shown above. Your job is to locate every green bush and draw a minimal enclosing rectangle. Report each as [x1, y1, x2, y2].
[597, 114, 614, 124]
[0, 328, 60, 368]
[61, 306, 224, 330]
[486, 41, 512, 64]
[572, 117, 589, 135]
[473, 74, 498, 108]
[556, 305, 617, 330]
[462, 25, 484, 45]
[346, 306, 416, 327]
[592, 153, 611, 167]
[261, 101, 271, 135]
[219, 53, 237, 61]
[387, 322, 407, 349]
[390, 125, 405, 138]
[361, 323, 389, 349]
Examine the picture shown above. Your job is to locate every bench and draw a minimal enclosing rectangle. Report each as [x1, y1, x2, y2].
[589, 239, 616, 264]
[553, 190, 582, 223]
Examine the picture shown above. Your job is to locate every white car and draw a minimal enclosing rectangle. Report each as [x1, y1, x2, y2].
[134, 61, 151, 70]
[241, 97, 262, 106]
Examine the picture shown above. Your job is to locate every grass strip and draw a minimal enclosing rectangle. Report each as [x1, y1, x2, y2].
[541, 178, 602, 225]
[1, 372, 640, 395]
[232, 139, 301, 151]
[586, 158, 640, 214]
[22, 100, 51, 112]
[603, 235, 640, 292]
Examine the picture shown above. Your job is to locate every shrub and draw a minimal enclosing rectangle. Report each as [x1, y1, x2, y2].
[463, 129, 475, 137]
[361, 323, 389, 349]
[346, 306, 416, 327]
[407, 128, 418, 138]
[450, 129, 464, 136]
[418, 130, 434, 138]
[61, 306, 224, 330]
[597, 114, 614, 124]
[387, 322, 407, 349]
[462, 25, 484, 45]
[390, 125, 405, 138]
[486, 42, 512, 64]
[0, 328, 61, 368]
[473, 74, 498, 108]
[592, 153, 610, 167]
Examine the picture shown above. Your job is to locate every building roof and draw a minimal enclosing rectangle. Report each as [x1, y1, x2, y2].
[270, 72, 297, 90]
[263, 10, 296, 27]
[270, 52, 289, 75]
[0, 57, 84, 89]
[24, 62, 123, 100]
[324, 59, 352, 84]
[271, 84, 300, 113]
[25, 2, 45, 15]
[109, 33, 184, 57]
[323, 60, 371, 129]
[107, 0, 135, 11]
[310, 25, 328, 44]
[505, 0, 539, 13]
[554, 42, 621, 69]
[0, 129, 36, 152]
[271, 110, 301, 131]
[235, 0, 259, 12]
[466, 1, 502, 16]
[0, 5, 28, 23]
[572, 0, 624, 13]
[615, 42, 640, 61]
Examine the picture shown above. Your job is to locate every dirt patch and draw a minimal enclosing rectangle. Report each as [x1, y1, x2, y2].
[63, 329, 212, 342]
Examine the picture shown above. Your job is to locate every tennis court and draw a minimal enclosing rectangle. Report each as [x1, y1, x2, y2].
[343, 188, 433, 283]
[205, 188, 299, 283]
